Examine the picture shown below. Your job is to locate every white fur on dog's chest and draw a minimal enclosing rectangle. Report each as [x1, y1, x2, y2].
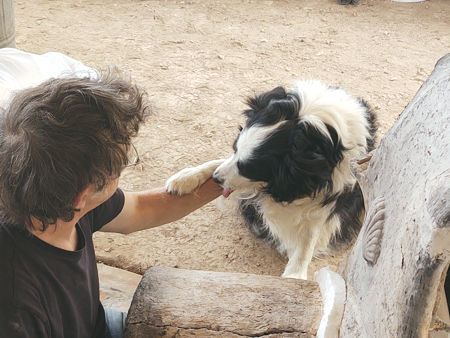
[259, 196, 335, 255]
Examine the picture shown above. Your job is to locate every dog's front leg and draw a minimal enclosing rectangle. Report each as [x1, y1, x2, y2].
[166, 159, 225, 196]
[281, 226, 321, 280]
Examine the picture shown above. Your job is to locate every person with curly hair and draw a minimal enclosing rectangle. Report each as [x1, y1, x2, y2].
[0, 48, 222, 338]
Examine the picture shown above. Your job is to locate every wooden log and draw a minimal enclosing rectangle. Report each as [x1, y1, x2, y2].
[98, 263, 142, 313]
[125, 267, 322, 337]
[338, 54, 450, 337]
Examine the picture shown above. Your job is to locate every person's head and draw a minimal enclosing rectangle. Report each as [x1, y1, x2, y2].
[0, 70, 149, 231]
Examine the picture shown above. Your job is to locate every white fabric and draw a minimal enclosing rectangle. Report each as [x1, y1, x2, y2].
[314, 267, 347, 338]
[0, 48, 96, 109]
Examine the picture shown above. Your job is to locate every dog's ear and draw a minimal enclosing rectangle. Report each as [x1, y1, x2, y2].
[244, 86, 287, 118]
[244, 87, 301, 124]
[246, 86, 286, 112]
[265, 121, 345, 203]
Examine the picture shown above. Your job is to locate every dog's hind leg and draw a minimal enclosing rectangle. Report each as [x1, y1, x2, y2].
[166, 159, 225, 196]
[281, 225, 321, 280]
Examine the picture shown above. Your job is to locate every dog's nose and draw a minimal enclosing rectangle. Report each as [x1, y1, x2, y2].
[212, 173, 224, 185]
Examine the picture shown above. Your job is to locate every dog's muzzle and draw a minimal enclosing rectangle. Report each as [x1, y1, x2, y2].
[212, 173, 234, 198]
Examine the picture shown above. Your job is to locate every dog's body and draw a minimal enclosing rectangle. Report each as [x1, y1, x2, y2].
[166, 80, 377, 279]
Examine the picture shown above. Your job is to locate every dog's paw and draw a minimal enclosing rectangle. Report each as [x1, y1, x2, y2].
[281, 271, 308, 280]
[165, 167, 206, 196]
[166, 159, 226, 196]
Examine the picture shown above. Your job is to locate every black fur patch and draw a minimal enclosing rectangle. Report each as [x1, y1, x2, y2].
[239, 199, 280, 248]
[328, 184, 365, 248]
[244, 87, 300, 127]
[237, 120, 345, 203]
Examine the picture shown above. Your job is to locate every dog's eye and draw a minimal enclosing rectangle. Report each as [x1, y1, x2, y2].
[238, 125, 243, 132]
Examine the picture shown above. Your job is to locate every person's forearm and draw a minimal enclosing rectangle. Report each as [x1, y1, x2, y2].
[133, 178, 222, 231]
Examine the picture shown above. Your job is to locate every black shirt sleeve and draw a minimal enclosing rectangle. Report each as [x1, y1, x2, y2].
[91, 188, 125, 232]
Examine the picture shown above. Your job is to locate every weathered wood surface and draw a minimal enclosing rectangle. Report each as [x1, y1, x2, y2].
[338, 54, 450, 337]
[0, 0, 15, 48]
[98, 263, 142, 313]
[125, 266, 322, 337]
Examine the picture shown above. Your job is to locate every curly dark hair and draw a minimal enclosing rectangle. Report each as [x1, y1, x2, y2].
[0, 70, 150, 231]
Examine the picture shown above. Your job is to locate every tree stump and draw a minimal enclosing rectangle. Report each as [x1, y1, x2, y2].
[338, 54, 450, 337]
[125, 267, 323, 337]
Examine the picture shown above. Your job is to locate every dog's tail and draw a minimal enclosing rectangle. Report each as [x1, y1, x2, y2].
[359, 98, 378, 152]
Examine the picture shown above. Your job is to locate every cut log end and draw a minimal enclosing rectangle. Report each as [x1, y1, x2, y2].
[125, 267, 323, 338]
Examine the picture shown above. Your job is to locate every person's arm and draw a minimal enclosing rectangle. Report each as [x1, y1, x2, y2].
[99, 178, 222, 234]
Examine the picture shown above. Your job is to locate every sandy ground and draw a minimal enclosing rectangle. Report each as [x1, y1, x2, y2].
[13, 0, 450, 279]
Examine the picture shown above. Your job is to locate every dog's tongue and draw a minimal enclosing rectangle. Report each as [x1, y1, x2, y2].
[222, 189, 233, 198]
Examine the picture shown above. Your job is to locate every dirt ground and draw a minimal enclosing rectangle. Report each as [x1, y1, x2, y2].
[14, 0, 450, 279]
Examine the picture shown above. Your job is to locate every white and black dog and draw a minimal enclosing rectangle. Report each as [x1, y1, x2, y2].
[166, 80, 377, 279]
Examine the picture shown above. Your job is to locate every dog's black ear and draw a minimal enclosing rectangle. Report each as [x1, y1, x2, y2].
[265, 121, 345, 203]
[246, 86, 287, 112]
[244, 86, 287, 118]
[244, 87, 301, 126]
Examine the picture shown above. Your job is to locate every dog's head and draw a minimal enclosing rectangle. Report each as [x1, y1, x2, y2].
[213, 86, 344, 203]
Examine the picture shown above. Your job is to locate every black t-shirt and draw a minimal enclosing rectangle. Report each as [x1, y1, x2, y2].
[0, 189, 125, 338]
